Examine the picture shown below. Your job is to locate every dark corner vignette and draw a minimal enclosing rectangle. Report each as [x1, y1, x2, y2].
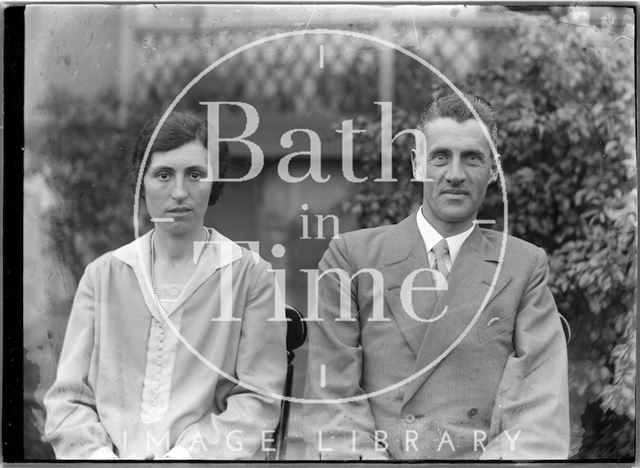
[3, 5, 25, 464]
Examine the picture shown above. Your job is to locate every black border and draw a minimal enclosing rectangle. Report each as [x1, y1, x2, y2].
[3, 4, 25, 464]
[4, 2, 639, 466]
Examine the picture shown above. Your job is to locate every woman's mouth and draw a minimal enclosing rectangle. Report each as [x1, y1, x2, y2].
[167, 207, 192, 215]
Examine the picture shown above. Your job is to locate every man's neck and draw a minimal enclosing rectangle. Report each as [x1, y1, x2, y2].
[420, 206, 474, 238]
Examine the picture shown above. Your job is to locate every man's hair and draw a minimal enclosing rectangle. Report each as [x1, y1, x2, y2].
[131, 111, 229, 206]
[417, 93, 497, 147]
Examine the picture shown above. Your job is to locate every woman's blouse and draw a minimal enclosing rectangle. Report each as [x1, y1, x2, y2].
[43, 228, 287, 459]
[140, 283, 183, 427]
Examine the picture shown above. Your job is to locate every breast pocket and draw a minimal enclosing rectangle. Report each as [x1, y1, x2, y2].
[476, 311, 516, 343]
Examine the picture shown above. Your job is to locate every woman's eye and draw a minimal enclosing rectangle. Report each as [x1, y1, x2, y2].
[157, 172, 170, 180]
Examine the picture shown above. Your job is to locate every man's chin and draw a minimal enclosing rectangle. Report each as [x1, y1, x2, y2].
[438, 208, 476, 224]
[423, 203, 477, 228]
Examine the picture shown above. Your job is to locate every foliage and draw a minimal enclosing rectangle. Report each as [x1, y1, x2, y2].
[26, 89, 136, 280]
[24, 347, 55, 460]
[26, 10, 634, 460]
[577, 401, 635, 461]
[345, 14, 636, 457]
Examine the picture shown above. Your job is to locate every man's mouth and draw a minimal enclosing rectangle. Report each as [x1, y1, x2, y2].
[441, 189, 468, 196]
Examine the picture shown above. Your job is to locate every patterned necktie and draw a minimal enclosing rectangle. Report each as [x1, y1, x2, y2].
[431, 238, 450, 279]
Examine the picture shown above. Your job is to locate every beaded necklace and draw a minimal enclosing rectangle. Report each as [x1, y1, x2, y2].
[150, 226, 210, 304]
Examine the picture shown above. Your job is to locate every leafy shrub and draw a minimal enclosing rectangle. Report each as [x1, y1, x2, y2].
[26, 10, 634, 459]
[27, 89, 136, 280]
[345, 14, 636, 458]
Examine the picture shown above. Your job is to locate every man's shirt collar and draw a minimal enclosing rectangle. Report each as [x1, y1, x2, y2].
[415, 206, 475, 265]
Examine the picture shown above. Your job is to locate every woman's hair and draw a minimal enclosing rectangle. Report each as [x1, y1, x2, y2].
[131, 112, 229, 206]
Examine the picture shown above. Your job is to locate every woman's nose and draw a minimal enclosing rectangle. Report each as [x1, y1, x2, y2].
[171, 179, 188, 200]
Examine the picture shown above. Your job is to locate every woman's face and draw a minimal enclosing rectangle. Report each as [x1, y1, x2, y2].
[143, 140, 213, 238]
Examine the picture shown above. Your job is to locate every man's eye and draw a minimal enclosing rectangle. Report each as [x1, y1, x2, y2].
[190, 171, 203, 180]
[467, 154, 485, 164]
[432, 153, 447, 163]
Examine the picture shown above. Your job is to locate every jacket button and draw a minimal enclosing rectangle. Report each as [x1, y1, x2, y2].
[404, 414, 416, 424]
[468, 408, 478, 419]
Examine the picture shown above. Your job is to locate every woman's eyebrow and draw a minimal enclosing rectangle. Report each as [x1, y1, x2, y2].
[185, 165, 208, 172]
[149, 165, 174, 172]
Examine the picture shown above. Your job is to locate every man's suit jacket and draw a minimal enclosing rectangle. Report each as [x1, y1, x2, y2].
[303, 212, 569, 460]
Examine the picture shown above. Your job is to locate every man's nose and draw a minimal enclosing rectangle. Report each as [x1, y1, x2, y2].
[445, 156, 465, 184]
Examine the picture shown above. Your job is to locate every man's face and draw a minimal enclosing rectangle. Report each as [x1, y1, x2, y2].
[143, 140, 213, 238]
[412, 117, 495, 235]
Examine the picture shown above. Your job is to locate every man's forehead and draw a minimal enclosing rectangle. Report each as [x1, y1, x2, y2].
[424, 117, 492, 150]
[424, 117, 488, 137]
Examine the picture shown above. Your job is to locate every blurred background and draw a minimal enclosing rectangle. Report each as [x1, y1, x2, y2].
[23, 4, 636, 460]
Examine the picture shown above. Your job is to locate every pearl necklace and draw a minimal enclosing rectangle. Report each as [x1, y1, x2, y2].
[150, 226, 210, 304]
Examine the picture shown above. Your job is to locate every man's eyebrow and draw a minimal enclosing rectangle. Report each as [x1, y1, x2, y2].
[428, 147, 451, 156]
[462, 150, 487, 158]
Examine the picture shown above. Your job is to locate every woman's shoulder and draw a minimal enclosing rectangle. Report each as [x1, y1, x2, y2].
[82, 249, 132, 276]
[83, 233, 152, 275]
[205, 227, 272, 271]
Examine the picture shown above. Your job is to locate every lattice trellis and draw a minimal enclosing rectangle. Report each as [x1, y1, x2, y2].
[133, 24, 484, 115]
[392, 25, 480, 79]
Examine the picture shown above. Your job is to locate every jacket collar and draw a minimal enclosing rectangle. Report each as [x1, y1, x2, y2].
[112, 227, 244, 320]
[382, 210, 500, 269]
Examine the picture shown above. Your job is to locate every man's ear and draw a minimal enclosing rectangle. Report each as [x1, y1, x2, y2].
[410, 148, 418, 179]
[489, 153, 501, 183]
[411, 132, 429, 181]
[411, 148, 428, 181]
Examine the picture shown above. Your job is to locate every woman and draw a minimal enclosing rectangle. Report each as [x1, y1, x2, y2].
[44, 112, 287, 459]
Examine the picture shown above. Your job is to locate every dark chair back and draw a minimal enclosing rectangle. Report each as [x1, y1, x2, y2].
[271, 305, 306, 460]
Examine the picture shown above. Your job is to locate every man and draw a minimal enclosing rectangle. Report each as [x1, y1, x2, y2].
[303, 93, 569, 460]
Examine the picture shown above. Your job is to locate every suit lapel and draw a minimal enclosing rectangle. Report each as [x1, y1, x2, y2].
[381, 213, 432, 356]
[402, 225, 512, 405]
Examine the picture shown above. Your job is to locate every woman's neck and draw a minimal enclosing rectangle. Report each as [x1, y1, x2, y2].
[153, 227, 207, 264]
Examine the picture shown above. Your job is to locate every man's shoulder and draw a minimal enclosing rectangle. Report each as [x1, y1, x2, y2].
[340, 223, 396, 243]
[480, 228, 545, 263]
[323, 223, 399, 268]
[338, 223, 400, 254]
